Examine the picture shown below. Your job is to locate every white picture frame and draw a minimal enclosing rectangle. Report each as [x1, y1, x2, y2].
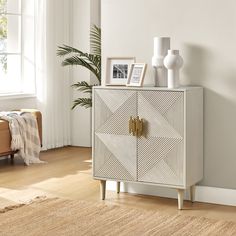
[126, 63, 147, 87]
[106, 57, 135, 85]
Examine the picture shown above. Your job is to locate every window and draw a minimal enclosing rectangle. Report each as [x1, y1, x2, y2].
[0, 0, 35, 95]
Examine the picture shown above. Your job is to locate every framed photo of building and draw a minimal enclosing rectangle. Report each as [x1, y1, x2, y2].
[126, 63, 147, 87]
[106, 57, 135, 85]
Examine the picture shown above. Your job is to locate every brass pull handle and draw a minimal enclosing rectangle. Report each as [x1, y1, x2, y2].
[129, 116, 136, 136]
[129, 116, 144, 137]
[136, 116, 144, 137]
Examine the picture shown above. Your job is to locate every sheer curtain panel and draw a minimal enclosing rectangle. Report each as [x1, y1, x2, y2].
[35, 0, 72, 149]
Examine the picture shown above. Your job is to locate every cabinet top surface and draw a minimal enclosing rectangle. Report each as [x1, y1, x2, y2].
[94, 86, 203, 92]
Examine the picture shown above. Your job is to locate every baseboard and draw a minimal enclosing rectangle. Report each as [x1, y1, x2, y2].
[195, 186, 236, 206]
[106, 181, 236, 207]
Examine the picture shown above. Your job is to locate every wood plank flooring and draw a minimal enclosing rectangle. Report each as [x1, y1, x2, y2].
[0, 146, 235, 222]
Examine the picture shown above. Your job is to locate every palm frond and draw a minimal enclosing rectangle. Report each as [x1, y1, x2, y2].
[57, 45, 84, 57]
[72, 98, 92, 109]
[90, 25, 101, 56]
[72, 81, 92, 93]
[62, 56, 100, 80]
[58, 45, 100, 67]
[82, 54, 101, 73]
[57, 24, 101, 109]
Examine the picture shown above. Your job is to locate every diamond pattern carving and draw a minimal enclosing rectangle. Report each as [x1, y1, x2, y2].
[94, 93, 113, 130]
[138, 137, 182, 180]
[138, 93, 182, 139]
[95, 135, 134, 180]
[95, 89, 136, 113]
[94, 89, 184, 186]
[97, 92, 136, 135]
[139, 91, 182, 115]
[96, 133, 136, 179]
[94, 89, 137, 181]
[137, 91, 184, 186]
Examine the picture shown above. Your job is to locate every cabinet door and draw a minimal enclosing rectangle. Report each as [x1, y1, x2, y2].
[137, 91, 184, 186]
[93, 89, 137, 181]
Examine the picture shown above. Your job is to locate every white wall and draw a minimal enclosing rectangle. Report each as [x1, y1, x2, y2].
[71, 0, 100, 147]
[101, 0, 236, 189]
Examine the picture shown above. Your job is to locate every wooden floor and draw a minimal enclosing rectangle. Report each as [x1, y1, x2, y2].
[0, 146, 236, 222]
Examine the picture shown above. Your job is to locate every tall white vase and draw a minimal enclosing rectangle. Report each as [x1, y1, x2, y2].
[152, 37, 170, 87]
[164, 50, 184, 88]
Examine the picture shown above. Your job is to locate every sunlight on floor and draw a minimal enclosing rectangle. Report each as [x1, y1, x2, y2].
[0, 187, 54, 208]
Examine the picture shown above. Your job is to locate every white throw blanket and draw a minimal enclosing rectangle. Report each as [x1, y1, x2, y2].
[0, 111, 44, 165]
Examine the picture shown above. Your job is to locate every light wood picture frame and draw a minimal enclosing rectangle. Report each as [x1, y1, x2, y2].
[126, 63, 147, 87]
[106, 57, 135, 85]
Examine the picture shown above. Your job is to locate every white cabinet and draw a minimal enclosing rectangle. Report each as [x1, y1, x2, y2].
[92, 87, 203, 209]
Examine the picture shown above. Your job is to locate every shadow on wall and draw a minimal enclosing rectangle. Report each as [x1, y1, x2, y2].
[182, 43, 211, 86]
[181, 43, 236, 189]
[200, 88, 236, 189]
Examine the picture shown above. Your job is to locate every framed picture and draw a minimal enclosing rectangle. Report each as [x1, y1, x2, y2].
[106, 57, 135, 85]
[126, 63, 147, 87]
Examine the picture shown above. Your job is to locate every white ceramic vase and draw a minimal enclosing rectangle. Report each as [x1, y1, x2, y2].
[164, 50, 183, 88]
[152, 37, 170, 87]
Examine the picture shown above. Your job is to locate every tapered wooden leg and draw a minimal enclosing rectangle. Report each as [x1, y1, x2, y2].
[190, 185, 195, 203]
[10, 154, 14, 164]
[100, 180, 106, 200]
[117, 182, 120, 194]
[177, 189, 184, 210]
[10, 154, 14, 161]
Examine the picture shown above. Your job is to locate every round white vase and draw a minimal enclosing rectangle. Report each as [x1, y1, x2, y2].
[163, 50, 183, 88]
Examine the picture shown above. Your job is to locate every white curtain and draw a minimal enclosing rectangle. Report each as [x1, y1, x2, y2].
[35, 0, 72, 149]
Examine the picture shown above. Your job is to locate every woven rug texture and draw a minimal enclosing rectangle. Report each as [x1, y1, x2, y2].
[0, 198, 235, 236]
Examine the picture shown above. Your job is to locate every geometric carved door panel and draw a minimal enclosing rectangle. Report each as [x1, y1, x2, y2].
[137, 91, 184, 186]
[93, 89, 137, 181]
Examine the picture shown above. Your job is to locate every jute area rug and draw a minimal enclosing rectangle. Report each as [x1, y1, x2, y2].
[0, 198, 236, 236]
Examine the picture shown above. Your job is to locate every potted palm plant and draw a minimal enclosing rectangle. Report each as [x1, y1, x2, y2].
[57, 25, 101, 109]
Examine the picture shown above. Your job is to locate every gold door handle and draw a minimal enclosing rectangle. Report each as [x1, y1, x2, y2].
[129, 116, 144, 137]
[129, 116, 136, 136]
[136, 116, 144, 137]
